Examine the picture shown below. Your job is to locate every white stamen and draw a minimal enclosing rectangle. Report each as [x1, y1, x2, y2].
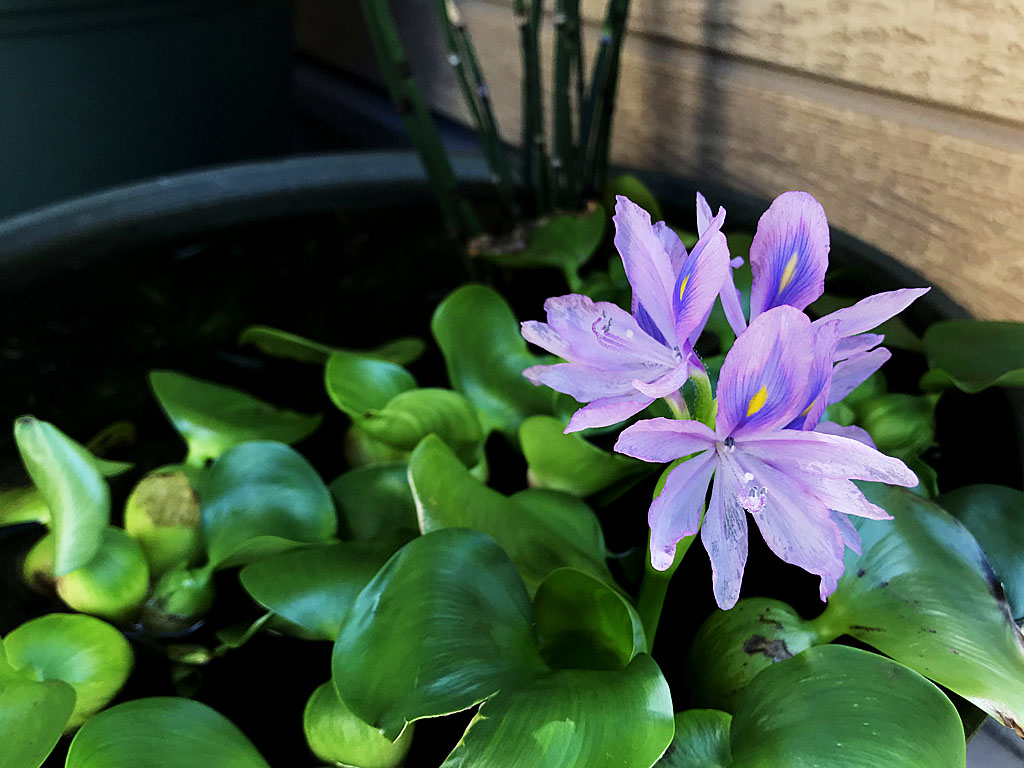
[743, 472, 754, 483]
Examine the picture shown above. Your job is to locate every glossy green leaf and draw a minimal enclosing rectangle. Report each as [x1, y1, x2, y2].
[441, 654, 674, 768]
[55, 527, 150, 623]
[728, 645, 964, 768]
[201, 441, 336, 569]
[324, 350, 416, 418]
[123, 470, 202, 578]
[850, 393, 936, 461]
[684, 598, 824, 712]
[329, 463, 419, 542]
[304, 682, 413, 768]
[358, 388, 484, 464]
[921, 320, 1024, 392]
[65, 697, 270, 768]
[13, 416, 109, 577]
[533, 568, 644, 671]
[409, 436, 611, 594]
[0, 670, 75, 768]
[603, 174, 662, 222]
[520, 415, 646, 497]
[0, 486, 50, 527]
[332, 528, 545, 740]
[432, 284, 553, 437]
[478, 204, 606, 287]
[812, 483, 1024, 733]
[142, 566, 215, 633]
[939, 484, 1024, 622]
[4, 613, 133, 730]
[655, 710, 731, 768]
[240, 325, 425, 366]
[149, 370, 321, 467]
[239, 541, 395, 641]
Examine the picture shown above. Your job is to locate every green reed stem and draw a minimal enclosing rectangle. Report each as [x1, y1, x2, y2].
[361, 0, 482, 239]
[636, 527, 700, 653]
[436, 0, 519, 221]
[581, 0, 630, 194]
[515, 0, 550, 213]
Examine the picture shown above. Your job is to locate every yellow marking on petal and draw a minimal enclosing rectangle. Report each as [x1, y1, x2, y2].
[779, 252, 799, 291]
[678, 275, 690, 301]
[746, 385, 768, 417]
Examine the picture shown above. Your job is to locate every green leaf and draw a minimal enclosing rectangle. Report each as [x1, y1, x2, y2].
[432, 284, 553, 437]
[0, 672, 75, 768]
[519, 415, 646, 497]
[329, 463, 419, 542]
[533, 568, 644, 671]
[201, 441, 337, 569]
[602, 174, 662, 222]
[655, 710, 731, 768]
[850, 393, 936, 461]
[441, 655, 674, 768]
[921, 320, 1024, 392]
[728, 645, 964, 768]
[324, 350, 417, 418]
[683, 598, 824, 712]
[55, 527, 151, 623]
[359, 388, 484, 464]
[13, 416, 110, 577]
[409, 436, 611, 594]
[478, 204, 606, 287]
[332, 528, 545, 740]
[0, 486, 50, 527]
[239, 541, 395, 641]
[304, 682, 413, 768]
[149, 370, 321, 467]
[240, 325, 425, 366]
[813, 483, 1024, 733]
[65, 698, 270, 768]
[939, 484, 1024, 622]
[4, 613, 133, 730]
[123, 470, 202, 579]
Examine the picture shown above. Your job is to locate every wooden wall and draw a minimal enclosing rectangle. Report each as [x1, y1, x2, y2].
[297, 0, 1024, 321]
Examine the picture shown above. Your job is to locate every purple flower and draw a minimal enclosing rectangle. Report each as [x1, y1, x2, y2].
[614, 306, 918, 609]
[521, 196, 731, 432]
[716, 191, 929, 397]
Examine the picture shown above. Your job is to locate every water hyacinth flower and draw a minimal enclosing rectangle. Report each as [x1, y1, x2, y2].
[520, 196, 731, 432]
[614, 306, 919, 609]
[717, 190, 929, 399]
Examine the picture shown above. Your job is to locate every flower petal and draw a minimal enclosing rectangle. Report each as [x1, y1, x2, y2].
[740, 429, 918, 487]
[565, 394, 654, 433]
[696, 192, 714, 236]
[738, 455, 846, 601]
[632, 361, 691, 399]
[649, 451, 717, 570]
[815, 287, 930, 338]
[828, 347, 891, 404]
[830, 510, 862, 555]
[789, 320, 841, 430]
[717, 305, 814, 439]
[702, 457, 748, 609]
[719, 261, 748, 338]
[794, 475, 892, 520]
[835, 332, 883, 361]
[615, 417, 718, 463]
[814, 420, 876, 448]
[613, 196, 678, 345]
[529, 294, 678, 369]
[749, 191, 830, 318]
[524, 362, 650, 402]
[652, 221, 688, 276]
[672, 208, 730, 343]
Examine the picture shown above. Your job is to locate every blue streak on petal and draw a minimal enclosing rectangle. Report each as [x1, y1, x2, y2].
[635, 302, 668, 345]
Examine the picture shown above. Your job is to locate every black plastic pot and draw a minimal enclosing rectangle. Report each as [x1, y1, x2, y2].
[1, 150, 1020, 766]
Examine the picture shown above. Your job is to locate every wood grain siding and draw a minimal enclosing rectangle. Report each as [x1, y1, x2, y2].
[301, 0, 1024, 320]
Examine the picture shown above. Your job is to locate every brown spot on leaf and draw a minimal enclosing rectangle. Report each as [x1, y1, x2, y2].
[743, 634, 792, 662]
[850, 625, 884, 632]
[758, 614, 784, 631]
